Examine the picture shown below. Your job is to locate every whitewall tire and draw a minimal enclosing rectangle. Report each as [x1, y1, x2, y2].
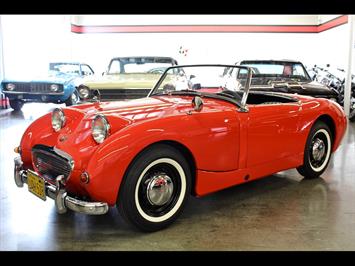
[297, 121, 333, 179]
[117, 144, 191, 232]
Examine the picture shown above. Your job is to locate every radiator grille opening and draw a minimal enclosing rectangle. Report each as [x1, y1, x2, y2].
[32, 145, 73, 181]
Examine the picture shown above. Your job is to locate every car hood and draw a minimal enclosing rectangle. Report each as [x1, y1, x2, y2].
[249, 79, 338, 96]
[53, 96, 212, 159]
[72, 96, 195, 124]
[82, 73, 162, 89]
[3, 71, 77, 84]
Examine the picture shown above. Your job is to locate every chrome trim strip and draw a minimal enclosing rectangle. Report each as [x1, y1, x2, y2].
[4, 91, 65, 95]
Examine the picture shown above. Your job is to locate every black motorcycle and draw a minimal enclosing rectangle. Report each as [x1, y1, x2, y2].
[308, 65, 355, 122]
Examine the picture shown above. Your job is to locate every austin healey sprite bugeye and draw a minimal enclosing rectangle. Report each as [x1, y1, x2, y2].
[13, 65, 347, 232]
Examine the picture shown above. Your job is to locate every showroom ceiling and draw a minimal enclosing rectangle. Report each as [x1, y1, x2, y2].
[71, 15, 347, 33]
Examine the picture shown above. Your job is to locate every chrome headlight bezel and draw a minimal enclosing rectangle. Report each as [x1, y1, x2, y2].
[50, 84, 59, 92]
[6, 83, 15, 91]
[78, 85, 90, 99]
[91, 114, 110, 144]
[51, 108, 66, 132]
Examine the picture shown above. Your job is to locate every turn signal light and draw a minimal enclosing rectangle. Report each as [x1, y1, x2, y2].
[80, 172, 90, 184]
[14, 146, 21, 154]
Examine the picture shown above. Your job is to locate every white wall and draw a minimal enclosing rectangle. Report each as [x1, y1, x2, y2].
[315, 22, 355, 70]
[1, 15, 73, 78]
[1, 15, 352, 78]
[0, 16, 5, 81]
[71, 32, 320, 73]
[318, 15, 341, 24]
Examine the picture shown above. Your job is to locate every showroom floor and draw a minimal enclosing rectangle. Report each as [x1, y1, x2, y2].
[0, 102, 355, 251]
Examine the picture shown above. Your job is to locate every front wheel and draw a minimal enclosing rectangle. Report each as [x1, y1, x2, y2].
[117, 144, 191, 232]
[9, 99, 24, 111]
[297, 121, 332, 179]
[64, 90, 80, 106]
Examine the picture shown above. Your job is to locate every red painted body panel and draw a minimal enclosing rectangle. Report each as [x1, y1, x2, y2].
[19, 93, 347, 205]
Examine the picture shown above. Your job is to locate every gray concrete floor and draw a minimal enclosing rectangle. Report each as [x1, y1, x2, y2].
[0, 102, 355, 251]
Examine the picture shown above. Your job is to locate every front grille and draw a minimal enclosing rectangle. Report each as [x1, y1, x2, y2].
[6, 82, 64, 94]
[92, 88, 151, 100]
[32, 145, 73, 181]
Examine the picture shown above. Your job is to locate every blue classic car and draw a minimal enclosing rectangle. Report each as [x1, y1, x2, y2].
[1, 62, 95, 111]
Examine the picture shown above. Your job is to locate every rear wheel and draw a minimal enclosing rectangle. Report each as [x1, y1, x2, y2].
[9, 99, 24, 111]
[117, 144, 191, 232]
[297, 121, 332, 179]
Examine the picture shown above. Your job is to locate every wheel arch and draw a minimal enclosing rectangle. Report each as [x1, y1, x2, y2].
[315, 114, 336, 147]
[119, 140, 197, 198]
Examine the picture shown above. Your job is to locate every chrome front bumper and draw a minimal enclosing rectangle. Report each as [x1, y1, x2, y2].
[14, 157, 109, 215]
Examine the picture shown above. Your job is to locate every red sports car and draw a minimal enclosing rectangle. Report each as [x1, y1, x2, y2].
[14, 65, 347, 232]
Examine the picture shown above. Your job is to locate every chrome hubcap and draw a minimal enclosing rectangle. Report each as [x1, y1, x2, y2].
[146, 174, 174, 206]
[312, 138, 326, 162]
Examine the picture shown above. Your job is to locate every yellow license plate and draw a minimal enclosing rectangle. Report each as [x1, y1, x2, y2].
[27, 170, 46, 201]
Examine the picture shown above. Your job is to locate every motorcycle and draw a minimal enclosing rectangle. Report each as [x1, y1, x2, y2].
[307, 64, 355, 122]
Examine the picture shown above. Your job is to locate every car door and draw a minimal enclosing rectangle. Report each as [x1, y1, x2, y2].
[246, 102, 302, 168]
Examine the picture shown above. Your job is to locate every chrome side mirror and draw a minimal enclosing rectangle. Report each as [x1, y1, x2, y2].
[192, 96, 203, 112]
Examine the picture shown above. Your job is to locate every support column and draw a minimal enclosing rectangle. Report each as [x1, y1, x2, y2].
[0, 16, 5, 81]
[344, 15, 354, 117]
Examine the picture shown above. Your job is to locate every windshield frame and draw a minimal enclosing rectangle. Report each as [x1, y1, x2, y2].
[106, 57, 177, 75]
[148, 64, 253, 110]
[49, 62, 82, 75]
[238, 60, 312, 82]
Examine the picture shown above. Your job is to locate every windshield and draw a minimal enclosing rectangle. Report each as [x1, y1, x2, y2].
[239, 61, 311, 82]
[49, 63, 81, 75]
[107, 57, 176, 74]
[150, 65, 250, 102]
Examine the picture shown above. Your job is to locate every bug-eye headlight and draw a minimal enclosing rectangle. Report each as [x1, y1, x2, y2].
[52, 108, 66, 132]
[50, 84, 59, 92]
[92, 114, 110, 144]
[6, 83, 15, 91]
[79, 85, 90, 99]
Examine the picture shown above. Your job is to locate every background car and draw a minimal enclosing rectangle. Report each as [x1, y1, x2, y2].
[235, 59, 340, 102]
[13, 65, 347, 232]
[78, 56, 178, 101]
[1, 62, 95, 111]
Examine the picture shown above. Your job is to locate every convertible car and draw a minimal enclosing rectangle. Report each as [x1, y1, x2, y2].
[77, 56, 178, 101]
[1, 62, 95, 111]
[235, 59, 340, 102]
[13, 65, 347, 232]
